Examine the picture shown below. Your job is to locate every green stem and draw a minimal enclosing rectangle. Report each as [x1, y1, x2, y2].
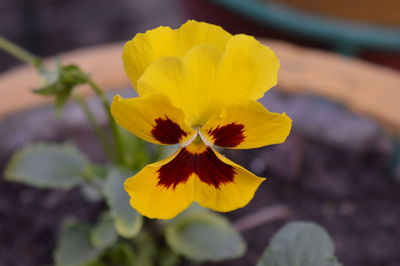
[0, 36, 125, 165]
[87, 79, 125, 166]
[0, 36, 42, 68]
[75, 94, 113, 160]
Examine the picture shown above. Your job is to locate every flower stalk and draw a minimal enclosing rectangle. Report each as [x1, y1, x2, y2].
[0, 36, 125, 166]
[0, 36, 42, 68]
[87, 79, 125, 166]
[75, 94, 113, 159]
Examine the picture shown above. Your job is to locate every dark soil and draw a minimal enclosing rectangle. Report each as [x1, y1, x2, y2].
[209, 135, 400, 266]
[1, 92, 399, 266]
[0, 106, 105, 266]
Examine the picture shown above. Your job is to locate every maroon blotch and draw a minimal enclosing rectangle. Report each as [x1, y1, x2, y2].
[207, 123, 245, 147]
[151, 116, 187, 144]
[157, 147, 235, 189]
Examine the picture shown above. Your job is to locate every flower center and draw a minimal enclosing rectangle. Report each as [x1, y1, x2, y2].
[180, 128, 212, 147]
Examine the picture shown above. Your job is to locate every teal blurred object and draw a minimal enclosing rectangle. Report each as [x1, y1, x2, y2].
[210, 0, 400, 56]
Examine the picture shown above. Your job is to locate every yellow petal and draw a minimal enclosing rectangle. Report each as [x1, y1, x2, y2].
[192, 146, 265, 213]
[137, 35, 280, 126]
[123, 20, 232, 88]
[111, 93, 195, 145]
[178, 20, 232, 53]
[216, 34, 280, 102]
[137, 45, 222, 126]
[124, 142, 264, 219]
[124, 149, 195, 219]
[201, 100, 292, 149]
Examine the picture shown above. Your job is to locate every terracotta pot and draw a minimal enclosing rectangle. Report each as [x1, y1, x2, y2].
[1, 40, 400, 134]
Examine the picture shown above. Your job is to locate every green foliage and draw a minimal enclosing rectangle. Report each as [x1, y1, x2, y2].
[132, 232, 159, 266]
[119, 128, 151, 171]
[80, 183, 104, 203]
[104, 168, 143, 238]
[55, 219, 102, 266]
[104, 242, 137, 266]
[5, 143, 88, 189]
[257, 221, 342, 266]
[165, 208, 246, 262]
[80, 164, 107, 202]
[158, 249, 181, 266]
[91, 213, 118, 250]
[34, 62, 88, 110]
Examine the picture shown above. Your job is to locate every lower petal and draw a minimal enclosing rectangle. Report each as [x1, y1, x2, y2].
[193, 148, 265, 212]
[124, 150, 194, 220]
[124, 144, 264, 219]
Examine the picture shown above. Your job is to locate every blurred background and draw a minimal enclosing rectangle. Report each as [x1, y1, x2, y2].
[1, 1, 400, 266]
[2, 0, 400, 71]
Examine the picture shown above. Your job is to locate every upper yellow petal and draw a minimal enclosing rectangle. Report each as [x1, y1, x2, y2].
[111, 93, 195, 145]
[123, 20, 232, 88]
[215, 34, 280, 102]
[136, 35, 280, 126]
[137, 45, 222, 126]
[201, 100, 292, 149]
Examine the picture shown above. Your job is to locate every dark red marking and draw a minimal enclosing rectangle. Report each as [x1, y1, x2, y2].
[207, 123, 245, 147]
[151, 116, 187, 144]
[157, 147, 235, 189]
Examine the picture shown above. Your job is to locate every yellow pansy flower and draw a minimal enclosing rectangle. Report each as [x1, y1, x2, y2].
[111, 20, 292, 219]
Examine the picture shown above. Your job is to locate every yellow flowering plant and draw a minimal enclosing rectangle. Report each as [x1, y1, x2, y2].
[113, 20, 292, 219]
[2, 21, 345, 266]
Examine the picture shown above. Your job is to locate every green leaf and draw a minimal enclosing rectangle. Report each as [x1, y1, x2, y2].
[91, 213, 118, 250]
[165, 211, 246, 262]
[104, 168, 143, 238]
[80, 184, 103, 203]
[54, 218, 102, 266]
[132, 232, 159, 266]
[158, 249, 180, 266]
[256, 221, 343, 266]
[85, 260, 107, 266]
[82, 163, 107, 181]
[105, 242, 137, 266]
[80, 164, 106, 202]
[5, 143, 88, 189]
